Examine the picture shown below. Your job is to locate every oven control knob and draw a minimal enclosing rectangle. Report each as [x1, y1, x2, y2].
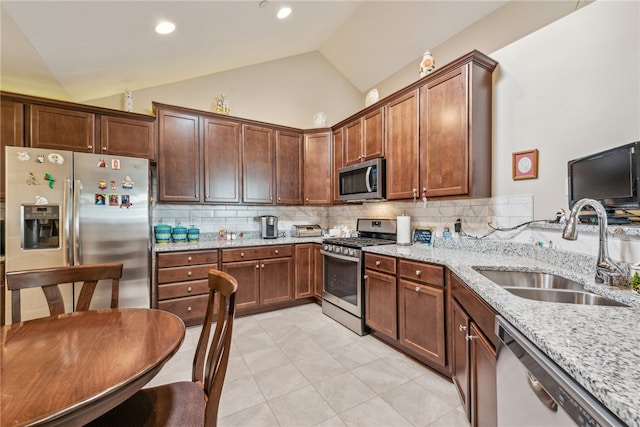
[349, 249, 356, 256]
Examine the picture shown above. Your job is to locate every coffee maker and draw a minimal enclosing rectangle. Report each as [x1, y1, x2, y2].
[260, 215, 278, 239]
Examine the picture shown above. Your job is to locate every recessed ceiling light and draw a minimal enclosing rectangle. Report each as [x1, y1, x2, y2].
[277, 6, 291, 19]
[155, 21, 175, 35]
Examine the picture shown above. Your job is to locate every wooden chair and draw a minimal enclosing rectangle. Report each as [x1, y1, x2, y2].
[87, 268, 238, 427]
[4, 263, 123, 324]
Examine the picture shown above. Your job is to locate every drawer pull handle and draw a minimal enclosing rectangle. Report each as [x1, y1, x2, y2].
[187, 287, 192, 292]
[187, 256, 192, 262]
[375, 261, 381, 266]
[459, 324, 467, 332]
[275, 249, 279, 254]
[415, 286, 420, 292]
[187, 271, 192, 276]
[187, 306, 192, 312]
[415, 270, 421, 276]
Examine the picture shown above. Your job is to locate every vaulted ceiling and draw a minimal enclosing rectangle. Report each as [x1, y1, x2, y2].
[1, 1, 515, 102]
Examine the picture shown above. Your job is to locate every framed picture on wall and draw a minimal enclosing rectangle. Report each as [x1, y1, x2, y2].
[512, 149, 538, 180]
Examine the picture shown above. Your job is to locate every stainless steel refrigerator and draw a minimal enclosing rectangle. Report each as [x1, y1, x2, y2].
[5, 146, 150, 323]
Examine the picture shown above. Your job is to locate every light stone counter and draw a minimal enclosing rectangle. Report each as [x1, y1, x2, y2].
[154, 236, 324, 252]
[364, 242, 640, 426]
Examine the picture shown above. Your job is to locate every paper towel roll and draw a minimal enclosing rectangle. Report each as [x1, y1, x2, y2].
[397, 215, 411, 245]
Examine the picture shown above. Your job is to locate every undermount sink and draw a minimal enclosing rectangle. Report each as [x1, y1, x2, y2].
[474, 268, 628, 307]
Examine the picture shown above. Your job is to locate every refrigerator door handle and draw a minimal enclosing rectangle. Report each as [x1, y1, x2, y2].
[73, 179, 82, 265]
[63, 179, 73, 266]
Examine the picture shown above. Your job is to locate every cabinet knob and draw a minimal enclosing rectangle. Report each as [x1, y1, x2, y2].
[261, 264, 265, 268]
[240, 252, 245, 257]
[274, 249, 279, 254]
[375, 261, 381, 266]
[195, 194, 199, 198]
[270, 197, 273, 201]
[256, 264, 260, 269]
[415, 270, 421, 276]
[278, 197, 281, 201]
[87, 145, 93, 149]
[187, 271, 192, 276]
[459, 324, 467, 332]
[187, 306, 192, 312]
[415, 286, 420, 292]
[306, 198, 309, 202]
[187, 287, 192, 292]
[102, 147, 107, 151]
[363, 275, 368, 280]
[187, 256, 192, 262]
[465, 335, 478, 341]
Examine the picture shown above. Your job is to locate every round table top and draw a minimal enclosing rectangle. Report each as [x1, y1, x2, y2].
[1, 308, 186, 426]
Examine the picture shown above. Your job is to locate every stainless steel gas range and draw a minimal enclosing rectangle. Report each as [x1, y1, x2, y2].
[321, 218, 397, 335]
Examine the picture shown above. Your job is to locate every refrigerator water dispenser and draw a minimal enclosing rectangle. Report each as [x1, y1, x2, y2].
[21, 204, 60, 249]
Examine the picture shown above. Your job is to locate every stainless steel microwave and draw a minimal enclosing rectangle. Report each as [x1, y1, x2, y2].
[338, 157, 385, 201]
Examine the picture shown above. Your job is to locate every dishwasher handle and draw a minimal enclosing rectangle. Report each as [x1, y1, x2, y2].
[527, 372, 558, 412]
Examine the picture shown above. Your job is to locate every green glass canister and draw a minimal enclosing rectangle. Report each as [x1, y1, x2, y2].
[187, 225, 200, 242]
[154, 221, 172, 244]
[171, 224, 187, 243]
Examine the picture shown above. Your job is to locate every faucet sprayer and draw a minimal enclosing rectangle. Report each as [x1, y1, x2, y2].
[562, 198, 628, 286]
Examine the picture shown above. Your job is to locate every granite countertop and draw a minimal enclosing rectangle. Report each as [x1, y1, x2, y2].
[154, 236, 324, 252]
[365, 242, 640, 426]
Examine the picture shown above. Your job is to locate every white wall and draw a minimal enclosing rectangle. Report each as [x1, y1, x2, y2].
[85, 51, 364, 129]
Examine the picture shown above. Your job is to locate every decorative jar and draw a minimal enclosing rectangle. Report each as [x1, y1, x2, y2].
[187, 225, 200, 242]
[154, 222, 171, 244]
[171, 224, 187, 243]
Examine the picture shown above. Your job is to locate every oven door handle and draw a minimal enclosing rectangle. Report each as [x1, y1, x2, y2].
[321, 250, 360, 263]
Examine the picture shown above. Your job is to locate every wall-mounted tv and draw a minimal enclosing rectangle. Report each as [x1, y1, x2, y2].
[568, 141, 640, 223]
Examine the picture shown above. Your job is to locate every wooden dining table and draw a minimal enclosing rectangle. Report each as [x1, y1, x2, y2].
[1, 308, 186, 426]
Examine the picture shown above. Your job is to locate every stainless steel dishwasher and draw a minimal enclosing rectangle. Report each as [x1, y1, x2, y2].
[496, 316, 624, 426]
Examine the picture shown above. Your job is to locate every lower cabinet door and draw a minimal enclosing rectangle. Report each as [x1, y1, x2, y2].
[222, 260, 260, 311]
[364, 269, 397, 339]
[398, 279, 445, 367]
[471, 322, 497, 427]
[158, 294, 208, 326]
[452, 300, 471, 420]
[260, 257, 293, 305]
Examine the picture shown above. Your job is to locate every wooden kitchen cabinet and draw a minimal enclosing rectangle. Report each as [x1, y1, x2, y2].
[294, 244, 313, 299]
[364, 253, 397, 339]
[156, 106, 202, 203]
[304, 130, 332, 205]
[243, 124, 275, 204]
[397, 260, 446, 368]
[313, 243, 323, 299]
[343, 108, 384, 167]
[449, 271, 497, 426]
[1, 99, 24, 200]
[332, 127, 344, 204]
[276, 129, 304, 205]
[203, 117, 241, 203]
[222, 245, 293, 312]
[156, 250, 218, 326]
[385, 90, 419, 200]
[30, 104, 95, 153]
[419, 55, 495, 198]
[99, 115, 155, 159]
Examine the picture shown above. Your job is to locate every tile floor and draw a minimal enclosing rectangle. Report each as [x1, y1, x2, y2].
[147, 303, 470, 427]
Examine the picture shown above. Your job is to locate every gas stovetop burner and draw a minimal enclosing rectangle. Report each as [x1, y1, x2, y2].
[322, 237, 396, 248]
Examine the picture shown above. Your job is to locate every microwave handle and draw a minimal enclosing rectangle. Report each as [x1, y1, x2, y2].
[365, 166, 373, 192]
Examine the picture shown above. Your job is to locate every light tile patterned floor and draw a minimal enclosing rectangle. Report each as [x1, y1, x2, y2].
[147, 303, 469, 427]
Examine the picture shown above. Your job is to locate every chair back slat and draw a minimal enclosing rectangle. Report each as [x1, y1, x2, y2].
[4, 263, 123, 323]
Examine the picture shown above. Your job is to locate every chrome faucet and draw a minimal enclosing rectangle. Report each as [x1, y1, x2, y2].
[562, 198, 628, 286]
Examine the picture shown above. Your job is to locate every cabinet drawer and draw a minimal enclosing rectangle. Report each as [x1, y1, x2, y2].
[158, 279, 209, 300]
[159, 294, 208, 326]
[157, 250, 218, 268]
[157, 264, 218, 284]
[398, 260, 443, 286]
[222, 245, 293, 262]
[365, 253, 396, 274]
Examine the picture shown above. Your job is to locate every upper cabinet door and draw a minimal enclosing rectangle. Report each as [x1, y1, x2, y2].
[157, 108, 201, 203]
[362, 108, 384, 161]
[100, 115, 155, 160]
[242, 124, 274, 204]
[332, 127, 344, 204]
[304, 130, 331, 205]
[204, 117, 241, 203]
[385, 90, 419, 200]
[1, 99, 25, 200]
[420, 65, 469, 197]
[30, 104, 95, 153]
[275, 130, 303, 205]
[343, 118, 363, 166]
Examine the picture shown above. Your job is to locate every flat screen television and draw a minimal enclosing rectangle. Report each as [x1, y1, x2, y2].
[568, 141, 640, 223]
